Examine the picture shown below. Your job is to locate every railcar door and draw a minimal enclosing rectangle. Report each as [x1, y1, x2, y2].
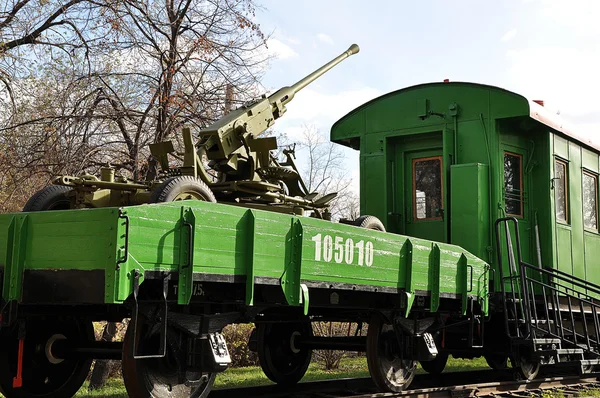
[404, 150, 446, 242]
[502, 146, 531, 264]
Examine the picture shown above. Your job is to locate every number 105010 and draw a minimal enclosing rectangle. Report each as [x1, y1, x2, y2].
[311, 233, 374, 266]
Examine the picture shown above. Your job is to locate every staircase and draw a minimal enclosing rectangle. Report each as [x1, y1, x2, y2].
[495, 217, 600, 374]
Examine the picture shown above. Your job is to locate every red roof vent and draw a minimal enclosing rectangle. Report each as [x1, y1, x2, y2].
[443, 79, 450, 83]
[533, 100, 544, 107]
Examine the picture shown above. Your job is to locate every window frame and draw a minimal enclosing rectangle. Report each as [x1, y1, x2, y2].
[503, 151, 524, 218]
[412, 155, 443, 221]
[554, 158, 569, 224]
[582, 169, 598, 232]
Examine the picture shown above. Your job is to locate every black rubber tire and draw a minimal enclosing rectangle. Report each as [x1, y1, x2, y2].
[121, 317, 215, 398]
[23, 186, 72, 212]
[366, 314, 416, 392]
[0, 318, 93, 398]
[419, 352, 448, 375]
[352, 215, 386, 232]
[256, 322, 312, 386]
[149, 176, 216, 203]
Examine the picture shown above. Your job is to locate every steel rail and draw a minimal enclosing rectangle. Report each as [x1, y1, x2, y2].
[208, 371, 599, 398]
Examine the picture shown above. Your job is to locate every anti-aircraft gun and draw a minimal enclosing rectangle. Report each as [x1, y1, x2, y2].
[24, 44, 360, 218]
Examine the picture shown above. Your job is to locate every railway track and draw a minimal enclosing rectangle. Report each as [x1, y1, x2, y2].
[208, 370, 600, 398]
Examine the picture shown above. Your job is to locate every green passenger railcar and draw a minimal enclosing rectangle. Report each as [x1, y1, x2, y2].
[332, 81, 600, 378]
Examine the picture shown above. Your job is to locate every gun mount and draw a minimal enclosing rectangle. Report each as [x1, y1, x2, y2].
[35, 44, 360, 218]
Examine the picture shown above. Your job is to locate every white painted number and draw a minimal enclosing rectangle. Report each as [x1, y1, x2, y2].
[334, 236, 344, 263]
[311, 234, 374, 266]
[344, 238, 354, 264]
[323, 234, 333, 262]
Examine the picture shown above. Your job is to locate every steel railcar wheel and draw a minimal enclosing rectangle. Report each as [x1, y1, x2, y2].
[485, 354, 508, 370]
[512, 357, 540, 380]
[420, 352, 448, 375]
[256, 321, 312, 386]
[366, 315, 416, 392]
[0, 318, 93, 398]
[121, 317, 215, 398]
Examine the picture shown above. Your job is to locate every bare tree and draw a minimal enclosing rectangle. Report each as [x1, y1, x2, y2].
[312, 321, 363, 370]
[0, 3, 268, 389]
[0, 0, 104, 104]
[0, 0, 268, 211]
[291, 124, 360, 220]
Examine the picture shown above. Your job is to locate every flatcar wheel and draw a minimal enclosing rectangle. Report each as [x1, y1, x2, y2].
[512, 357, 540, 380]
[366, 315, 416, 392]
[122, 317, 215, 398]
[0, 318, 93, 398]
[256, 321, 312, 385]
[420, 352, 448, 375]
[485, 354, 508, 370]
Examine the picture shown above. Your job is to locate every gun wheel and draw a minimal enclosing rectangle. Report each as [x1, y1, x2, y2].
[0, 318, 93, 398]
[150, 176, 216, 203]
[366, 315, 416, 392]
[122, 316, 215, 398]
[256, 321, 312, 386]
[352, 215, 386, 231]
[23, 185, 72, 212]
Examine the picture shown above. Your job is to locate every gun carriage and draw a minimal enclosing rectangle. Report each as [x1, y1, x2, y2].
[32, 45, 362, 219]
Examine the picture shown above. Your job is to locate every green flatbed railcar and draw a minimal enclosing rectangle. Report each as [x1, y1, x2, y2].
[0, 201, 489, 397]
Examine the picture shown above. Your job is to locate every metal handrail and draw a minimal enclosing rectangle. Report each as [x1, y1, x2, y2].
[495, 217, 600, 357]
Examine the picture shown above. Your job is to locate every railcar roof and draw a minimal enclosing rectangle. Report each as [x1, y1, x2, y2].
[331, 82, 600, 153]
[527, 96, 600, 152]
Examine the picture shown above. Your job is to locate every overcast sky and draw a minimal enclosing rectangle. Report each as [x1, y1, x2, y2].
[252, 0, 600, 191]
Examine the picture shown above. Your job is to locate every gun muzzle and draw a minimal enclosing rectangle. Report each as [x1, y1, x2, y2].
[281, 43, 361, 101]
[346, 44, 360, 56]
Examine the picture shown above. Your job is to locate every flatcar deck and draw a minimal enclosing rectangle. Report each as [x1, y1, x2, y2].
[0, 201, 490, 312]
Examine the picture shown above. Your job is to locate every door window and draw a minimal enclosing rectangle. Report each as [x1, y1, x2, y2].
[504, 152, 523, 217]
[583, 171, 598, 230]
[412, 156, 443, 220]
[554, 159, 568, 223]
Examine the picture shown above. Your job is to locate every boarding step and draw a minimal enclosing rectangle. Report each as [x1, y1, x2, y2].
[533, 348, 581, 357]
[507, 319, 556, 326]
[580, 359, 600, 374]
[533, 348, 585, 365]
[533, 338, 560, 345]
[505, 297, 523, 303]
[533, 338, 562, 346]
[531, 319, 554, 325]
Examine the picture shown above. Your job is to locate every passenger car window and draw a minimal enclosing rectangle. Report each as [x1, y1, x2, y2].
[504, 152, 523, 217]
[413, 157, 442, 220]
[583, 171, 598, 230]
[554, 159, 568, 223]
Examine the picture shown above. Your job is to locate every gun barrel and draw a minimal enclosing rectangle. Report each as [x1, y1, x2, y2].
[286, 44, 359, 100]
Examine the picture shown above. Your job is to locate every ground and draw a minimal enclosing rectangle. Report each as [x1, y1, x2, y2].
[67, 356, 490, 398]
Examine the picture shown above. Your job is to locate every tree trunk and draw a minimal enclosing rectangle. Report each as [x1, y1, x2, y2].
[88, 322, 118, 390]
